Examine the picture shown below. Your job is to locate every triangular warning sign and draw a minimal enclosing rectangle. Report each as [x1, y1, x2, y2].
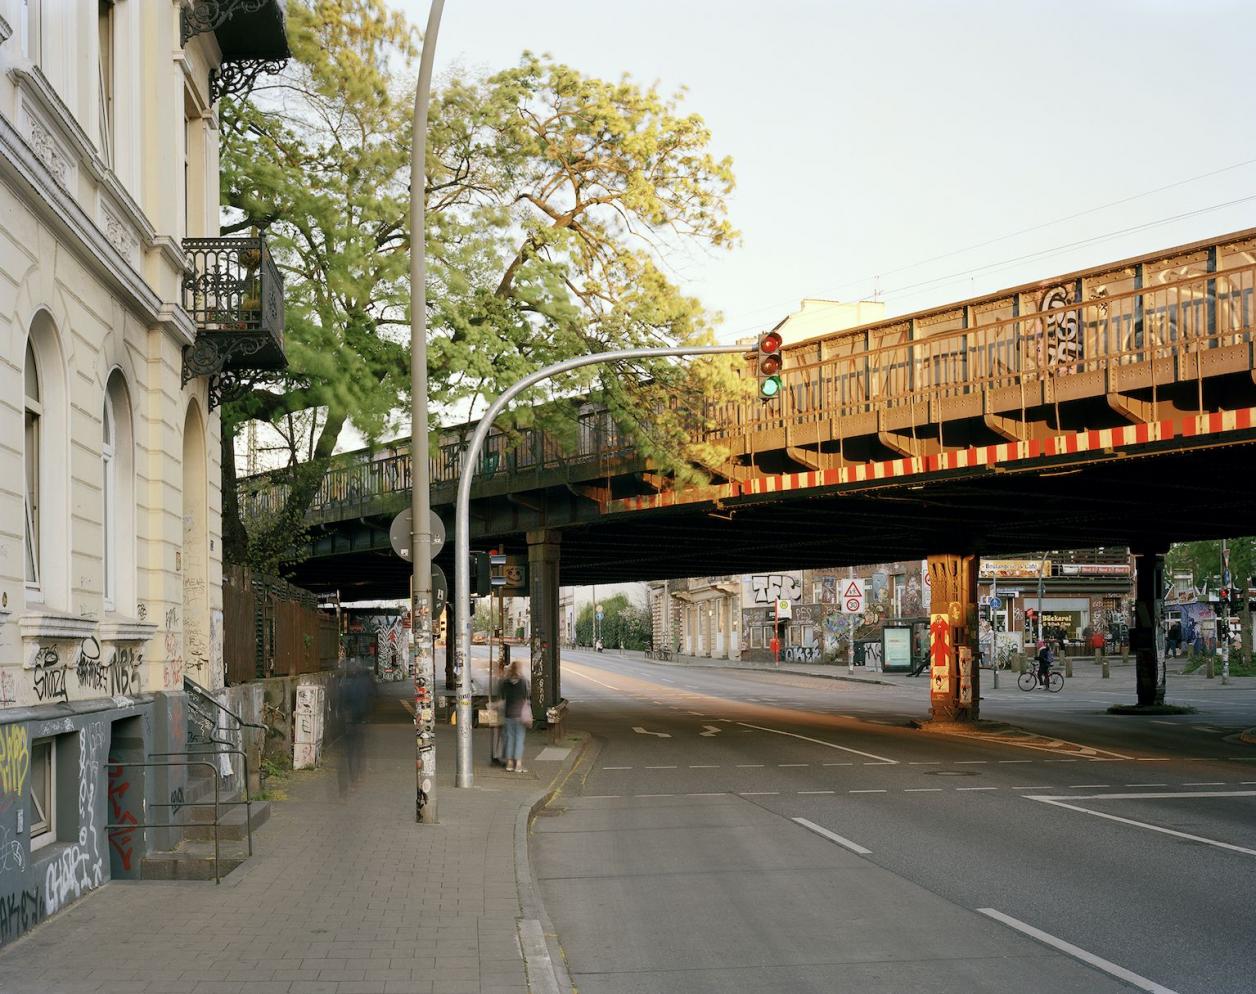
[842, 581, 862, 597]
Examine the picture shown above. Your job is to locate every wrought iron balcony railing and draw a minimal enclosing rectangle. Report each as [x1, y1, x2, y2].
[181, 236, 286, 405]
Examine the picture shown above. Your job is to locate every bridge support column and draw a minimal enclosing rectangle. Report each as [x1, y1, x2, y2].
[1130, 546, 1169, 706]
[927, 553, 980, 722]
[527, 529, 562, 724]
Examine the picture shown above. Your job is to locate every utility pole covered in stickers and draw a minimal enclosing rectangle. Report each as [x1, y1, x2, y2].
[928, 554, 980, 722]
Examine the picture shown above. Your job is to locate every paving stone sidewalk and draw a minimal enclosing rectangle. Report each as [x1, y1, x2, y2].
[0, 686, 582, 994]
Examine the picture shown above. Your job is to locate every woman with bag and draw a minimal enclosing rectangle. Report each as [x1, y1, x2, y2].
[499, 661, 531, 773]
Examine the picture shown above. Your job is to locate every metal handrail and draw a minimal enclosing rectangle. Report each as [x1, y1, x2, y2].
[104, 760, 222, 884]
[184, 677, 267, 735]
[150, 749, 254, 857]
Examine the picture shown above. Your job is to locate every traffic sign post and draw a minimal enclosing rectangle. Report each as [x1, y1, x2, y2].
[842, 578, 865, 672]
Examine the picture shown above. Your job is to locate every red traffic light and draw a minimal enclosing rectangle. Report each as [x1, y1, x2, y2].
[758, 330, 783, 354]
[759, 353, 782, 375]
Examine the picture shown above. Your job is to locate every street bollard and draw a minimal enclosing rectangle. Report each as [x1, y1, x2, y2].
[1093, 649, 1101, 666]
[992, 666, 999, 690]
[1101, 657, 1110, 679]
[1017, 653, 1026, 674]
[1207, 657, 1214, 679]
[1064, 655, 1073, 678]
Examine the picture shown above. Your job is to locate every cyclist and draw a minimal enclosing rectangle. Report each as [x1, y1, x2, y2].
[1035, 640, 1053, 689]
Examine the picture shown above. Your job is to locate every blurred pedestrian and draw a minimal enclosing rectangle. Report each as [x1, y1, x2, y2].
[498, 660, 531, 773]
[337, 664, 373, 796]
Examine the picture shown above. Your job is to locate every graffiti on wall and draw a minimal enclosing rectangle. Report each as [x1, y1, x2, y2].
[209, 610, 223, 684]
[106, 764, 138, 872]
[163, 608, 184, 689]
[744, 573, 803, 605]
[30, 648, 67, 704]
[0, 888, 40, 943]
[0, 726, 29, 800]
[45, 725, 105, 916]
[0, 670, 15, 709]
[73, 639, 142, 697]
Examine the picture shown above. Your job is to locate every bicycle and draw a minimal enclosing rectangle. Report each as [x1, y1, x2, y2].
[1018, 667, 1063, 692]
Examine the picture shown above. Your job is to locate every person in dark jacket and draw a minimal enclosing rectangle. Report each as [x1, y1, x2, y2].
[498, 661, 530, 773]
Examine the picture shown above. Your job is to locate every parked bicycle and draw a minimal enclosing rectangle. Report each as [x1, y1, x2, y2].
[1018, 666, 1063, 692]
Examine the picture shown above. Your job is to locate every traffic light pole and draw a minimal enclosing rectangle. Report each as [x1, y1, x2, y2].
[453, 343, 749, 787]
[409, 0, 444, 824]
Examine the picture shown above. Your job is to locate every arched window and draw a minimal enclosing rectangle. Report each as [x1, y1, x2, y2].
[103, 371, 135, 615]
[24, 340, 41, 592]
[102, 392, 115, 609]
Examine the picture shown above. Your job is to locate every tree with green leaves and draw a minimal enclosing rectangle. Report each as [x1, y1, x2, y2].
[574, 593, 651, 650]
[220, 0, 743, 570]
[1167, 537, 1256, 590]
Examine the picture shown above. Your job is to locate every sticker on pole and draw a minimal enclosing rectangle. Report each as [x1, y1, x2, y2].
[841, 578, 865, 614]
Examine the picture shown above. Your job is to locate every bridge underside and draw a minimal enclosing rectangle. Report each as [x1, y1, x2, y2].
[284, 431, 1253, 598]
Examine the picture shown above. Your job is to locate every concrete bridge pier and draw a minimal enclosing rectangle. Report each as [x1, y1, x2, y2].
[927, 553, 980, 722]
[1130, 545, 1169, 707]
[528, 529, 562, 724]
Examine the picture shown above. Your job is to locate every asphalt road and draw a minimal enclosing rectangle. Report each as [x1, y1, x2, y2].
[532, 649, 1256, 994]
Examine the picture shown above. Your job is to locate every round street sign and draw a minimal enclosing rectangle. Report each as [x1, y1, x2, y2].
[989, 596, 1003, 611]
[389, 508, 445, 561]
[596, 608, 605, 621]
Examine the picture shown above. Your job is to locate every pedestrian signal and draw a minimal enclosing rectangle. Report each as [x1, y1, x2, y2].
[756, 330, 784, 400]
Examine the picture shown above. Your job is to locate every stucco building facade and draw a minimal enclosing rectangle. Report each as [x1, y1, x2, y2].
[0, 0, 287, 944]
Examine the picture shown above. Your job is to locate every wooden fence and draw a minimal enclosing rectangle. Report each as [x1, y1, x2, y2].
[223, 566, 338, 684]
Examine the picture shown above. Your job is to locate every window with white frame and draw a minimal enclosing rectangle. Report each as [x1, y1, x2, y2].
[20, 0, 41, 63]
[98, 0, 116, 166]
[102, 392, 116, 610]
[24, 341, 41, 594]
[29, 738, 55, 851]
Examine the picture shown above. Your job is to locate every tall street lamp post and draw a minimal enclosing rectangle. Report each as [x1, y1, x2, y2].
[410, 0, 445, 824]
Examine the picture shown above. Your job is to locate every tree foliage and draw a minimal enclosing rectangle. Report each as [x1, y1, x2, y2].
[1167, 537, 1256, 589]
[220, 0, 744, 570]
[574, 593, 651, 650]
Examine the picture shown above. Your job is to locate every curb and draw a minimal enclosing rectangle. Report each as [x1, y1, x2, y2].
[513, 730, 595, 994]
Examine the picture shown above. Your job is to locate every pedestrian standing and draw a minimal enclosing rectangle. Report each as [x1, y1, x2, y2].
[498, 661, 531, 773]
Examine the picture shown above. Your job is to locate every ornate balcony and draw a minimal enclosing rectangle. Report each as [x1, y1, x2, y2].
[181, 0, 291, 102]
[181, 236, 287, 407]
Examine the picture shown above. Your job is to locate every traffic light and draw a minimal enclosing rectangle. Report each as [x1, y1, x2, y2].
[756, 330, 784, 400]
[470, 551, 491, 597]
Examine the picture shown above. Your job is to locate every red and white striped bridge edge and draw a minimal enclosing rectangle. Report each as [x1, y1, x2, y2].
[608, 406, 1256, 514]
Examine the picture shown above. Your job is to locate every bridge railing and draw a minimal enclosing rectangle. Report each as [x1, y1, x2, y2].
[240, 410, 638, 518]
[707, 261, 1256, 437]
[241, 254, 1256, 519]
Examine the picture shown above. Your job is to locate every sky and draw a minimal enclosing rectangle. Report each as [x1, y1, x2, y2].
[393, 0, 1256, 340]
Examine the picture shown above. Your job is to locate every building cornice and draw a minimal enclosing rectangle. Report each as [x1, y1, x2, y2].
[0, 97, 196, 346]
[0, 16, 12, 46]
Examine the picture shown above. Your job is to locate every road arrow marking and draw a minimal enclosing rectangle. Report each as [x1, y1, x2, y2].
[699, 725, 722, 737]
[633, 726, 671, 738]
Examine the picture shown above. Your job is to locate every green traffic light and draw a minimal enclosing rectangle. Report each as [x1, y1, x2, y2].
[760, 374, 782, 399]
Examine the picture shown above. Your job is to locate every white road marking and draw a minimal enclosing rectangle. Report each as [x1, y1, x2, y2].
[1125, 783, 1166, 787]
[637, 793, 675, 798]
[563, 668, 621, 690]
[736, 764, 764, 768]
[1024, 792, 1256, 857]
[798, 790, 836, 795]
[997, 760, 1033, 764]
[1135, 757, 1171, 762]
[849, 789, 887, 794]
[585, 795, 622, 799]
[689, 764, 719, 769]
[823, 762, 854, 766]
[739, 791, 779, 796]
[699, 725, 722, 737]
[956, 787, 997, 791]
[978, 908, 1180, 994]
[645, 765, 677, 770]
[632, 726, 671, 738]
[904, 788, 943, 792]
[736, 722, 899, 764]
[778, 763, 808, 767]
[954, 760, 988, 764]
[793, 817, 872, 855]
[602, 766, 632, 770]
[1069, 784, 1109, 788]
[909, 761, 941, 766]
[1182, 781, 1225, 786]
